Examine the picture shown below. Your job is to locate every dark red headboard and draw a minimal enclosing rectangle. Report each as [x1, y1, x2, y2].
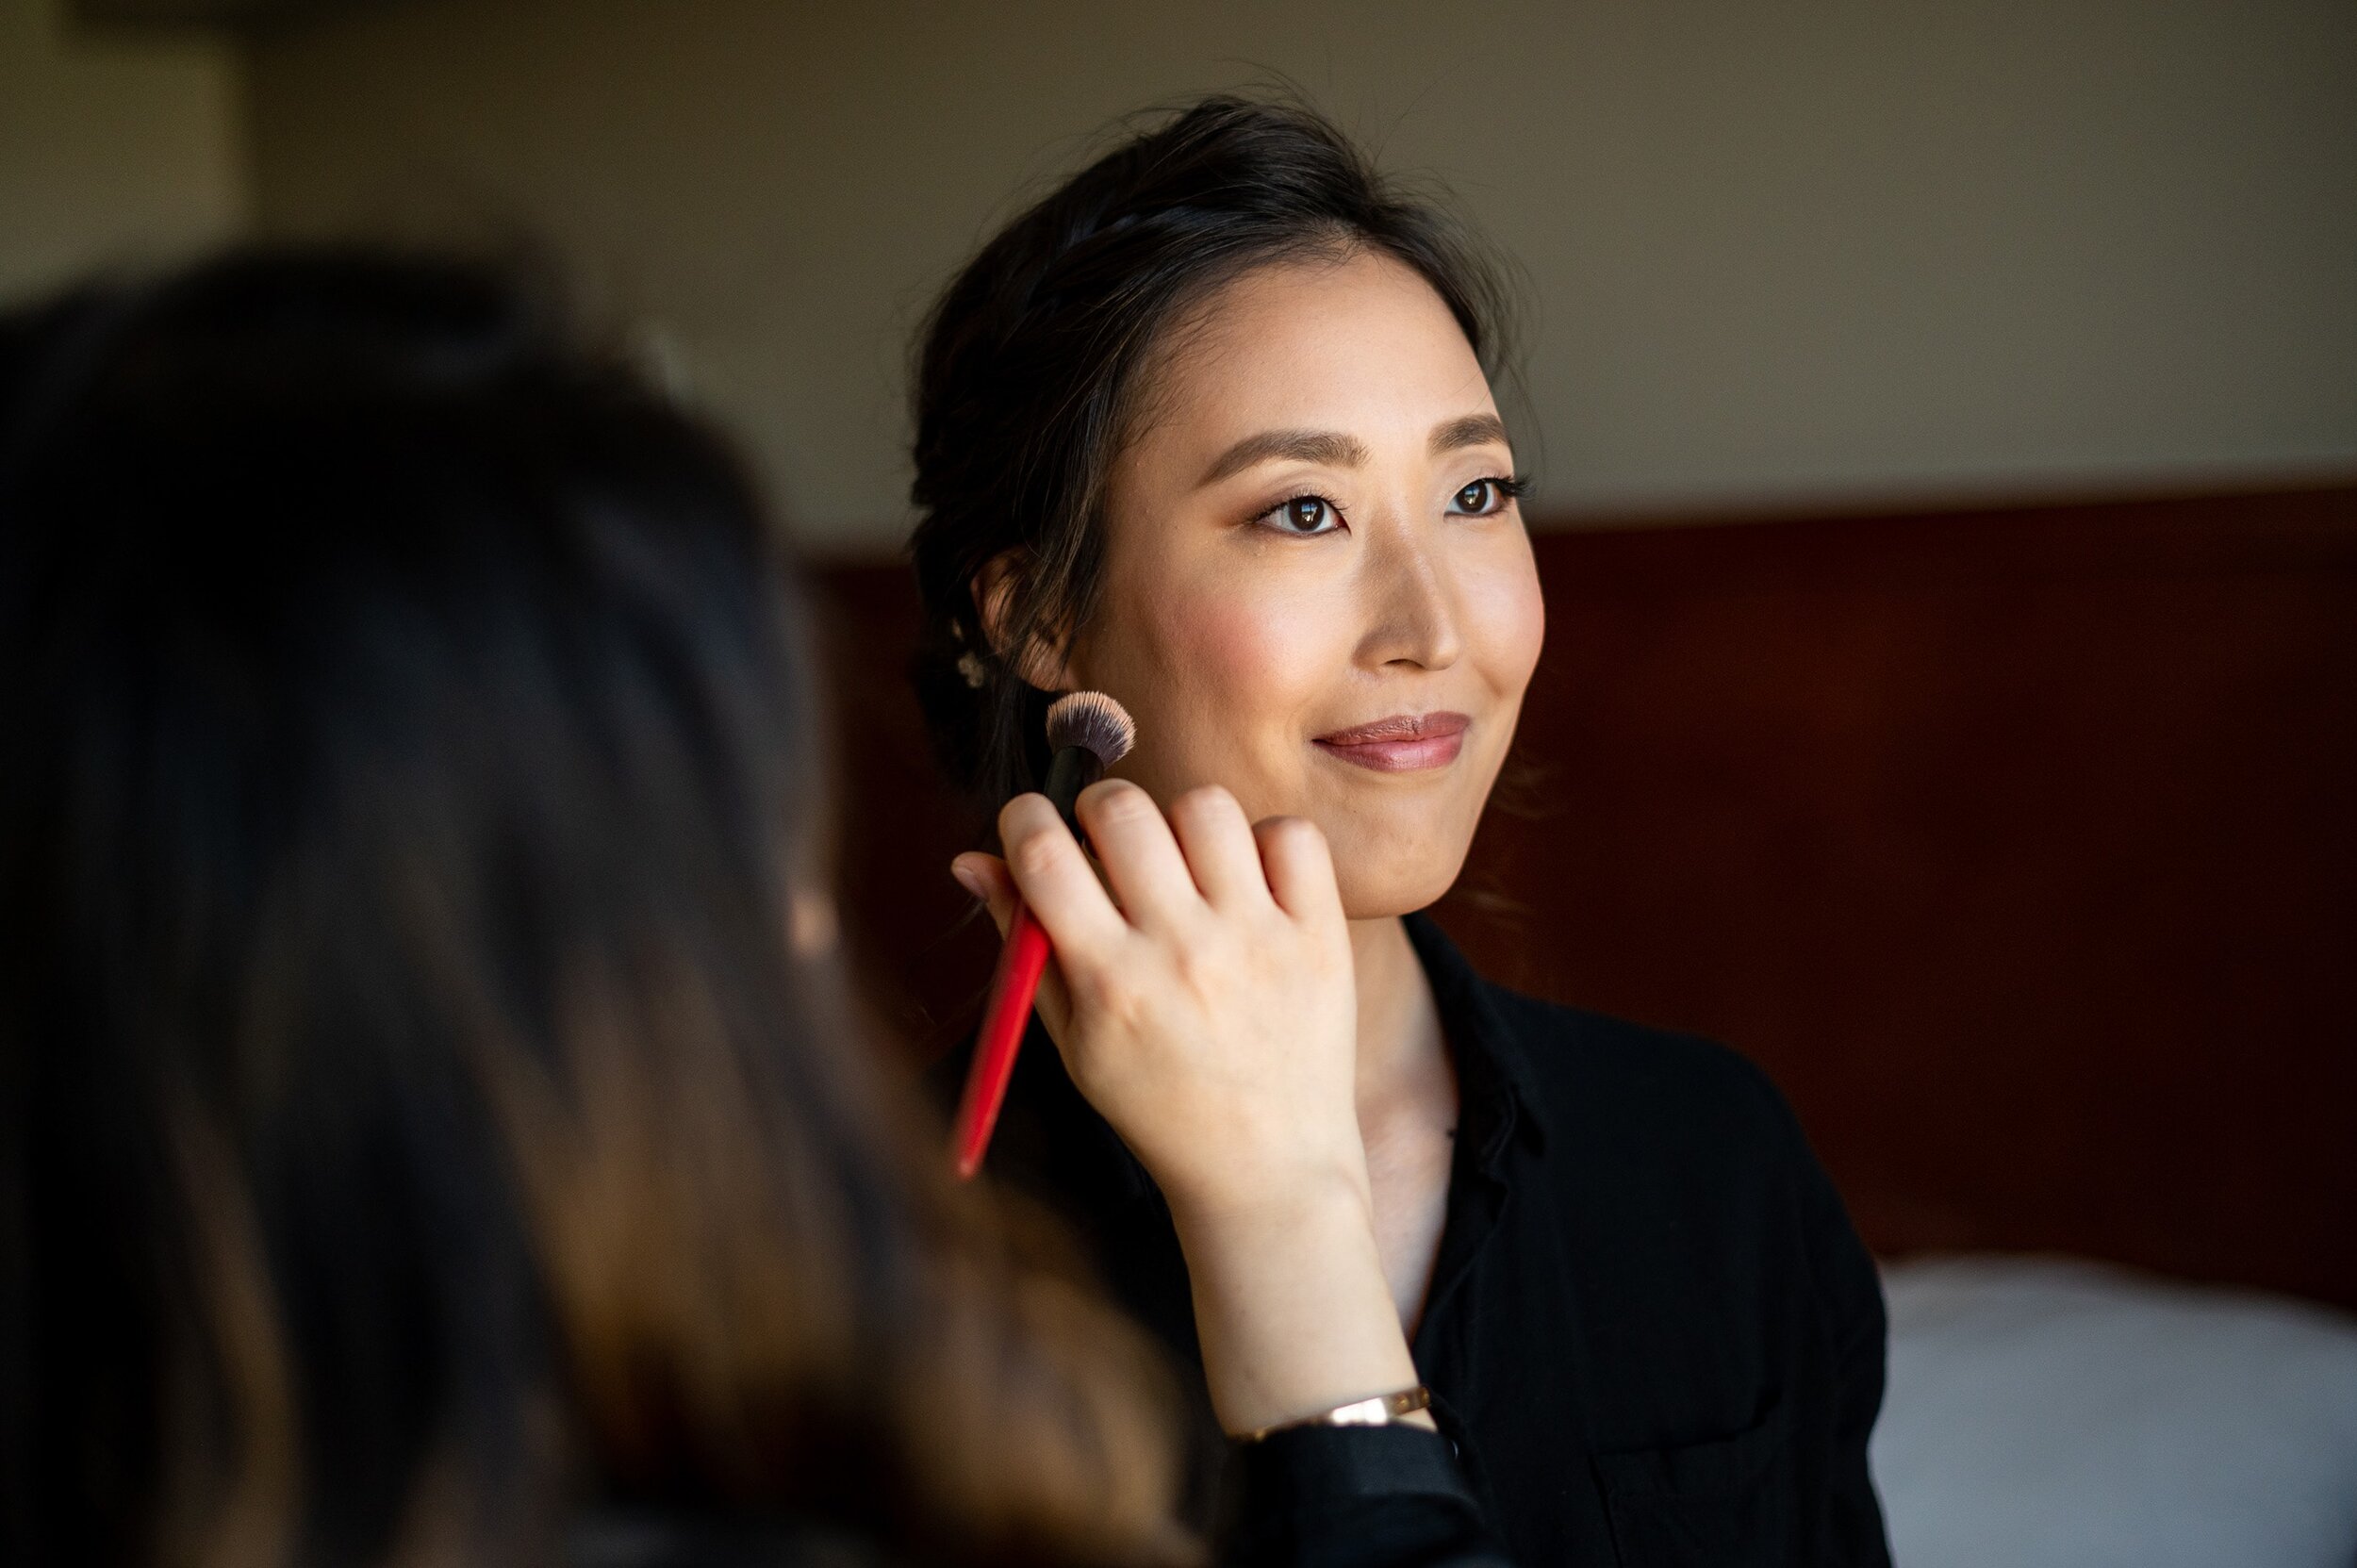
[813, 484, 2357, 1312]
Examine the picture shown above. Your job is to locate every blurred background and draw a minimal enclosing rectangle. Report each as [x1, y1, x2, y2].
[9, 0, 2356, 539]
[8, 2, 2356, 1562]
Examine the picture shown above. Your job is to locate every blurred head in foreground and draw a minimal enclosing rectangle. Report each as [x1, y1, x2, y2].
[0, 252, 1181, 1567]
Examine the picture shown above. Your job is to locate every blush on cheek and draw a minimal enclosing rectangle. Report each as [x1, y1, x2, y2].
[1184, 596, 1310, 701]
[1115, 582, 1332, 800]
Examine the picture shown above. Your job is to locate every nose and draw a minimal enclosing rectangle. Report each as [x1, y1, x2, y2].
[1352, 516, 1463, 673]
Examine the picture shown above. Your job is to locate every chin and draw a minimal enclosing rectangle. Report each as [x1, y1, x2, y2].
[1330, 841, 1474, 922]
[1316, 789, 1486, 920]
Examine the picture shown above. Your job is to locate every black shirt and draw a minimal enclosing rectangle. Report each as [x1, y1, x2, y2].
[957, 913, 1894, 1568]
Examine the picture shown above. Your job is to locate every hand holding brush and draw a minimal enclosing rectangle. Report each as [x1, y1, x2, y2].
[951, 760, 1428, 1440]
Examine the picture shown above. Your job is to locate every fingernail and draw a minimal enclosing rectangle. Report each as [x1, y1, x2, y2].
[949, 862, 983, 900]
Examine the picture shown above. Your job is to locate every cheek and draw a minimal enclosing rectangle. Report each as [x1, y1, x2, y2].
[1096, 569, 1341, 793]
[1466, 540, 1546, 701]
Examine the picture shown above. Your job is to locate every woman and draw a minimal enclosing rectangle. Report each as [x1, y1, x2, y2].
[914, 98, 1893, 1565]
[0, 251, 1504, 1565]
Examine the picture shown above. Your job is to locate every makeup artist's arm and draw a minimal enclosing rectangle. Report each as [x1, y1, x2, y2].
[962, 779, 1421, 1437]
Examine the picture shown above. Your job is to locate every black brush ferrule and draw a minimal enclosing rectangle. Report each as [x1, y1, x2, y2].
[1042, 744, 1105, 839]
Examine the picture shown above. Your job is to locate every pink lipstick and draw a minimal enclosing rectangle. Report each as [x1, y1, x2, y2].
[1312, 711, 1470, 773]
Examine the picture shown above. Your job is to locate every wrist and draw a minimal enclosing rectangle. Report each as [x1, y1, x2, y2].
[1239, 1384, 1436, 1444]
[1164, 1169, 1418, 1437]
[1159, 1148, 1374, 1237]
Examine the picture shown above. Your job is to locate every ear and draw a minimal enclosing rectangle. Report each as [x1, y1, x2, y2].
[973, 551, 1080, 691]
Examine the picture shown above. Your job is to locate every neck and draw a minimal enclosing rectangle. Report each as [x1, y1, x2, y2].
[1349, 915, 1446, 1113]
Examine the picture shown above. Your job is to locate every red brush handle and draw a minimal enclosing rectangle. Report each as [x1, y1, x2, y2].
[952, 899, 1054, 1179]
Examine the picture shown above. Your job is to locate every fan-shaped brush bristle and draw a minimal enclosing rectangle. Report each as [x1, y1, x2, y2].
[1044, 690, 1136, 767]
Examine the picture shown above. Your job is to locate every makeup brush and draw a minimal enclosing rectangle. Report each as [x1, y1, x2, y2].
[952, 690, 1137, 1179]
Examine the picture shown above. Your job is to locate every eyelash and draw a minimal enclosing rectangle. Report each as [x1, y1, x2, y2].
[1250, 474, 1530, 536]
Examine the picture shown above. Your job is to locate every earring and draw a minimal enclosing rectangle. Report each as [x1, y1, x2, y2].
[957, 651, 989, 689]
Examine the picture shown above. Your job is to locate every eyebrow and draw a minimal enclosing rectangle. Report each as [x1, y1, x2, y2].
[1198, 428, 1371, 487]
[1430, 412, 1510, 456]
[1195, 414, 1514, 489]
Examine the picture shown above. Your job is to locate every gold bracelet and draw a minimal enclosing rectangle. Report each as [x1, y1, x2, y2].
[1241, 1385, 1431, 1444]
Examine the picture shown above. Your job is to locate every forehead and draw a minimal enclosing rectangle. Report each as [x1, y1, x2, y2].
[1129, 250, 1498, 466]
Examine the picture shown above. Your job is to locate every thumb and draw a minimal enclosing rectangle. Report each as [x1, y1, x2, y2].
[951, 852, 1019, 938]
[951, 851, 1074, 1046]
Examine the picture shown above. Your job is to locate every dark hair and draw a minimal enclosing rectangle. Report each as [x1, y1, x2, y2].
[0, 251, 1183, 1567]
[907, 95, 1514, 811]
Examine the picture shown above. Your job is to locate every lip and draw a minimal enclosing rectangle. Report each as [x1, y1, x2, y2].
[1311, 711, 1472, 773]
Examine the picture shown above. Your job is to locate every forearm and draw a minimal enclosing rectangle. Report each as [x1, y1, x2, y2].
[1168, 1173, 1432, 1438]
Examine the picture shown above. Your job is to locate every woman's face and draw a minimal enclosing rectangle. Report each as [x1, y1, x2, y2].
[1058, 250, 1545, 919]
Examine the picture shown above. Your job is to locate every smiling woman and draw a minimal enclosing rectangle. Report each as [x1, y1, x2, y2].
[912, 97, 1895, 1567]
[1058, 250, 1543, 921]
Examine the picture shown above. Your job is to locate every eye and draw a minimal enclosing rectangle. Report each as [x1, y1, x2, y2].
[1449, 476, 1525, 517]
[1256, 493, 1345, 536]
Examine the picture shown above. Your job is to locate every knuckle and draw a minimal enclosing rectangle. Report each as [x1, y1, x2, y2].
[997, 791, 1049, 840]
[1176, 912, 1243, 978]
[1061, 955, 1106, 1005]
[1168, 929, 1215, 985]
[1010, 830, 1064, 882]
[1260, 814, 1320, 850]
[1174, 784, 1238, 823]
[1094, 784, 1158, 827]
[1093, 969, 1151, 1031]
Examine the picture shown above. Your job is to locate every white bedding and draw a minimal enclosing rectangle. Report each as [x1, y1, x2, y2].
[1870, 1254, 2357, 1568]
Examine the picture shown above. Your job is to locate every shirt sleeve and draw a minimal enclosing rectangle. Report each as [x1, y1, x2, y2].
[1223, 1424, 1516, 1568]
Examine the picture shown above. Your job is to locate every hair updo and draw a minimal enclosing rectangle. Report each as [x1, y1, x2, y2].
[907, 94, 1513, 815]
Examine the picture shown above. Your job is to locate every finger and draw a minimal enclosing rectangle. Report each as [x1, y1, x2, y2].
[1167, 785, 1275, 910]
[953, 851, 1074, 1045]
[1254, 815, 1345, 927]
[997, 792, 1128, 962]
[951, 851, 1017, 938]
[1074, 779, 1203, 934]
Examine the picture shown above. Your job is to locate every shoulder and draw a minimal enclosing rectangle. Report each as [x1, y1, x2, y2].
[1479, 978, 1881, 1331]
[1409, 915, 1793, 1159]
[1482, 980, 1807, 1173]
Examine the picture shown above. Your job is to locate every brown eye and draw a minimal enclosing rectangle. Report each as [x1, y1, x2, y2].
[1264, 495, 1341, 535]
[1449, 476, 1525, 517]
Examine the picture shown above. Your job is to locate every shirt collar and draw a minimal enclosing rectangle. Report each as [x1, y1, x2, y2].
[1402, 910, 1550, 1167]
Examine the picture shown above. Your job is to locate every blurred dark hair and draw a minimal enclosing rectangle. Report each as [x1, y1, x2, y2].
[907, 94, 1514, 813]
[0, 251, 1183, 1567]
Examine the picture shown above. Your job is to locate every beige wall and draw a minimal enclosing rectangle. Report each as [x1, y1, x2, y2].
[226, 0, 2357, 552]
[0, 0, 246, 304]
